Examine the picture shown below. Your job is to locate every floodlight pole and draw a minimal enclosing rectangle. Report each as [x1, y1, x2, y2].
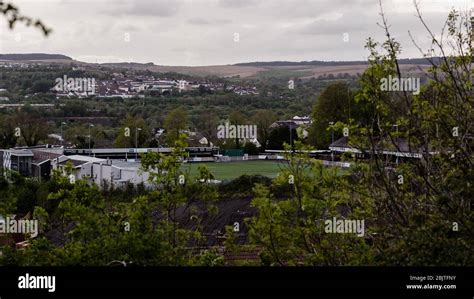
[135, 128, 142, 160]
[88, 124, 94, 156]
[60, 122, 66, 147]
[329, 121, 334, 163]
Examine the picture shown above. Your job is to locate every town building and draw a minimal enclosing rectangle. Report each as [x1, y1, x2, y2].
[0, 146, 219, 189]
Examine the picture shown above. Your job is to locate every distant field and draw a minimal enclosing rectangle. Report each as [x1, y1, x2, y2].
[183, 160, 287, 180]
[298, 64, 430, 79]
[16, 59, 430, 79]
[149, 64, 429, 79]
[248, 68, 313, 80]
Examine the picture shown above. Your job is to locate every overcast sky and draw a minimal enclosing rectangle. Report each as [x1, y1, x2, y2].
[0, 0, 471, 66]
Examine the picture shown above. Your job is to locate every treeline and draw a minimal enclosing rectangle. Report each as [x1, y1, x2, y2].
[0, 53, 72, 61]
[234, 57, 439, 67]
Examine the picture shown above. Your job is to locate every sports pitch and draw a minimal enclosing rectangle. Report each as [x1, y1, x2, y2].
[183, 160, 288, 180]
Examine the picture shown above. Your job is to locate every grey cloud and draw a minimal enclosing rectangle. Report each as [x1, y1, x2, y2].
[102, 0, 181, 17]
[0, 0, 463, 66]
[218, 0, 256, 8]
[254, 0, 379, 18]
[297, 16, 372, 35]
[121, 24, 141, 32]
[188, 17, 231, 26]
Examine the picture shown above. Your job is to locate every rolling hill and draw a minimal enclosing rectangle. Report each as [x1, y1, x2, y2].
[0, 53, 434, 79]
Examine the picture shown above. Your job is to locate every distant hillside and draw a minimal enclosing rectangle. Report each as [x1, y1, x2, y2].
[102, 62, 155, 67]
[0, 53, 435, 79]
[99, 58, 435, 79]
[235, 58, 440, 67]
[0, 53, 72, 61]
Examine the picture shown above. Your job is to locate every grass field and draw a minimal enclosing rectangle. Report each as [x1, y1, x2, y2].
[183, 160, 287, 181]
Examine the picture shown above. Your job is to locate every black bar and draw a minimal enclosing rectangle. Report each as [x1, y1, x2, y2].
[0, 267, 472, 298]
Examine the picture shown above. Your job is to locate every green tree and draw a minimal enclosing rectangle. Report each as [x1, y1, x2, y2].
[267, 125, 298, 150]
[250, 5, 473, 267]
[308, 81, 354, 149]
[228, 110, 246, 149]
[12, 107, 50, 146]
[0, 114, 18, 148]
[31, 80, 54, 93]
[249, 141, 373, 265]
[196, 110, 219, 146]
[163, 107, 188, 145]
[1, 151, 220, 266]
[140, 134, 219, 263]
[341, 6, 474, 265]
[65, 124, 106, 149]
[114, 115, 150, 148]
[252, 109, 278, 151]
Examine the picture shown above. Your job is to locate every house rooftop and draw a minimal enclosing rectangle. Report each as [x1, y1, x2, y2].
[329, 136, 434, 158]
[58, 159, 88, 167]
[31, 149, 63, 164]
[330, 137, 418, 153]
[111, 161, 142, 170]
[3, 149, 34, 156]
[66, 155, 107, 163]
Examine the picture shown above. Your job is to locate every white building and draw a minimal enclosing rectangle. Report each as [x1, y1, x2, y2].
[52, 155, 152, 189]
